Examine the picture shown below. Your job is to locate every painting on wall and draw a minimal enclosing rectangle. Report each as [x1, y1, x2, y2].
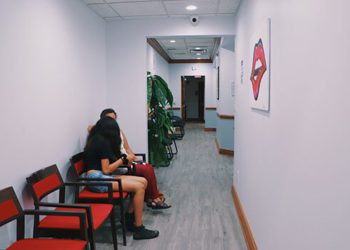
[249, 18, 271, 111]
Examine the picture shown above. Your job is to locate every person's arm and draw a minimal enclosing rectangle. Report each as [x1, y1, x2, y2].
[121, 130, 137, 162]
[98, 137, 127, 174]
[101, 158, 124, 174]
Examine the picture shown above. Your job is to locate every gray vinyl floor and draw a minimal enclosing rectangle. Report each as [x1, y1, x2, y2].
[95, 123, 247, 250]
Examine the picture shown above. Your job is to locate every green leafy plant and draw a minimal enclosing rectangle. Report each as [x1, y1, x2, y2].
[147, 72, 174, 166]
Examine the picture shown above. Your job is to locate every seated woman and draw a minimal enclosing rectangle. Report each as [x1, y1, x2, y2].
[84, 116, 159, 240]
[100, 108, 171, 209]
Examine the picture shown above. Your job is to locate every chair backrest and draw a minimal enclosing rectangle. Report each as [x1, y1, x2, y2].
[26, 165, 64, 204]
[70, 152, 85, 177]
[0, 187, 23, 227]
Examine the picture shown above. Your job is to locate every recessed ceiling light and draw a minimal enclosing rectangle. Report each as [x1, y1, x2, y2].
[186, 5, 198, 11]
[170, 40, 176, 43]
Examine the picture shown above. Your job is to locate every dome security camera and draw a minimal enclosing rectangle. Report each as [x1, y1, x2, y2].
[190, 16, 199, 26]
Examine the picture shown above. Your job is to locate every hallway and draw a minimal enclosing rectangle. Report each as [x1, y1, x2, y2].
[96, 123, 246, 250]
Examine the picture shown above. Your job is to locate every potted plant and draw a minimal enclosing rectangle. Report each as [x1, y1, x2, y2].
[147, 72, 174, 166]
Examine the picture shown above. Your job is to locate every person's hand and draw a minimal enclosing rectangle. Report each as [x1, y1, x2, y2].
[129, 153, 137, 162]
[127, 154, 135, 165]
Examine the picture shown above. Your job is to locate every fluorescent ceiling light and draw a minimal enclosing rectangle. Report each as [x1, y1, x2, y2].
[186, 5, 197, 11]
[195, 47, 201, 50]
[170, 40, 176, 43]
[196, 53, 201, 55]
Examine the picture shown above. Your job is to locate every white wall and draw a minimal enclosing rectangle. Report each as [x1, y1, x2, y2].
[0, 0, 106, 246]
[218, 47, 235, 115]
[106, 16, 235, 155]
[169, 63, 214, 109]
[234, 0, 350, 249]
[146, 43, 169, 83]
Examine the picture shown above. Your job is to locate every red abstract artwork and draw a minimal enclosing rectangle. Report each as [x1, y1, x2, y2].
[250, 39, 267, 101]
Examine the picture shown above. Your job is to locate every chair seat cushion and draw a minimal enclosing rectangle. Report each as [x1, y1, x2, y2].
[7, 238, 86, 250]
[79, 187, 128, 200]
[38, 203, 113, 231]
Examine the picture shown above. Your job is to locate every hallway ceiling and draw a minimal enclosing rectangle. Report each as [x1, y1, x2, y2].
[148, 36, 221, 62]
[82, 0, 241, 20]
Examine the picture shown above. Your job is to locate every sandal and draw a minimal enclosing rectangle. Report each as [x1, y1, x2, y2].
[147, 201, 171, 210]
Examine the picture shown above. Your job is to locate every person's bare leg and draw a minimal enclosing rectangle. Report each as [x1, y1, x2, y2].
[113, 176, 147, 226]
[112, 175, 159, 240]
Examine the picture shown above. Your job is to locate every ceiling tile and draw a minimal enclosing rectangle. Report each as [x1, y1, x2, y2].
[164, 0, 219, 15]
[89, 4, 118, 18]
[104, 16, 124, 21]
[106, 0, 155, 2]
[110, 2, 167, 16]
[123, 15, 168, 19]
[218, 0, 240, 14]
[170, 50, 188, 54]
[160, 38, 186, 48]
[83, 0, 105, 4]
[186, 37, 214, 43]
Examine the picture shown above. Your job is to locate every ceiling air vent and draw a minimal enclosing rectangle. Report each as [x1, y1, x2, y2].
[189, 48, 207, 55]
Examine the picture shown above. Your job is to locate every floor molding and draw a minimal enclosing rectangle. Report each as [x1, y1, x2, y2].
[216, 112, 235, 119]
[231, 185, 257, 250]
[215, 138, 234, 156]
[204, 128, 216, 132]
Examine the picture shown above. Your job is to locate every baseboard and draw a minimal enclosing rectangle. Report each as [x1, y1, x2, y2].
[215, 138, 234, 156]
[217, 112, 235, 119]
[167, 107, 181, 110]
[186, 118, 204, 122]
[231, 185, 257, 250]
[204, 128, 216, 132]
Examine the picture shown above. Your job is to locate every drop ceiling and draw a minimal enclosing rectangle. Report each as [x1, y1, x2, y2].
[82, 0, 241, 20]
[148, 36, 221, 63]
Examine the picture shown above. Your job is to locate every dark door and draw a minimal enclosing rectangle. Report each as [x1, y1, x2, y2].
[198, 80, 205, 122]
[181, 76, 186, 120]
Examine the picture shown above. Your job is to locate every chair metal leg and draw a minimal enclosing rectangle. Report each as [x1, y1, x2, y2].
[166, 144, 174, 160]
[120, 202, 127, 246]
[172, 139, 178, 154]
[110, 208, 118, 250]
[88, 228, 96, 250]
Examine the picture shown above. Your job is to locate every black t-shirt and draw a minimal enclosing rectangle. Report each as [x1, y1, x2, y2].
[84, 135, 116, 172]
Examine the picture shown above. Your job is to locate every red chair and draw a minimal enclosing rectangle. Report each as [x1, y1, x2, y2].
[70, 152, 130, 246]
[26, 165, 118, 250]
[0, 186, 87, 250]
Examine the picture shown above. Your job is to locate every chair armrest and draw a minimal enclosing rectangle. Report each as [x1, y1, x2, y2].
[24, 209, 88, 240]
[135, 153, 146, 162]
[112, 166, 131, 175]
[67, 179, 125, 203]
[38, 202, 91, 209]
[37, 201, 94, 232]
[65, 181, 117, 203]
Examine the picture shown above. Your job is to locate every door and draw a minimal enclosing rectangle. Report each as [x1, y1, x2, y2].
[181, 76, 186, 120]
[198, 80, 205, 122]
[182, 76, 205, 122]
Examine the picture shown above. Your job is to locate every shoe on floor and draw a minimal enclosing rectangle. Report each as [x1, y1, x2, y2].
[147, 201, 171, 210]
[133, 225, 159, 240]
